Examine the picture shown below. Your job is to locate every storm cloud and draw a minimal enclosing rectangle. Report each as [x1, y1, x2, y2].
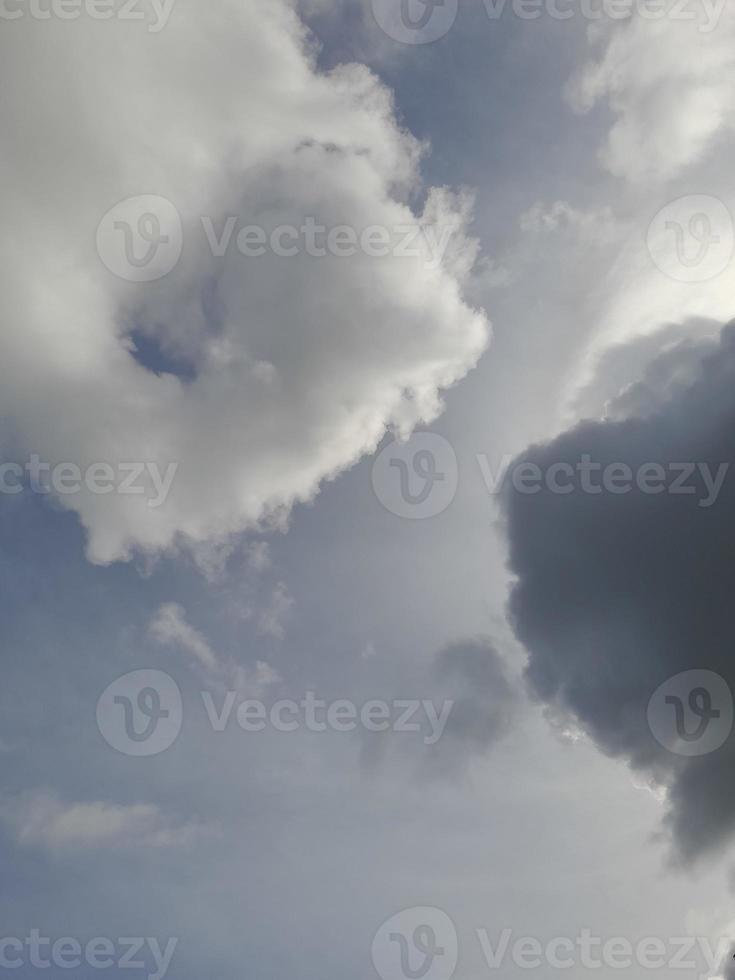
[504, 321, 735, 862]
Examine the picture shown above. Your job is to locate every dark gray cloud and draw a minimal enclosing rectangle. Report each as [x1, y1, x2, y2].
[570, 318, 722, 421]
[358, 637, 518, 777]
[410, 637, 519, 780]
[503, 321, 735, 863]
[432, 638, 518, 754]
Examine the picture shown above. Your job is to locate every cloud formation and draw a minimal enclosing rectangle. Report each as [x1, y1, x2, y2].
[149, 602, 280, 693]
[360, 637, 518, 776]
[1, 793, 206, 851]
[431, 638, 518, 758]
[567, 0, 735, 182]
[504, 322, 735, 862]
[0, 0, 488, 565]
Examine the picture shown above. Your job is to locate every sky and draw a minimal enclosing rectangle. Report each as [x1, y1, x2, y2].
[2, 1, 735, 979]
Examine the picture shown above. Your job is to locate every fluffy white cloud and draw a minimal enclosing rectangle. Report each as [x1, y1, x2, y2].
[567, 0, 735, 182]
[504, 188, 735, 419]
[0, 0, 488, 564]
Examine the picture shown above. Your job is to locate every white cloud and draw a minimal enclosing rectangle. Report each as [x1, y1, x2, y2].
[1, 794, 206, 851]
[567, 2, 735, 182]
[149, 602, 281, 694]
[245, 542, 272, 574]
[502, 189, 735, 423]
[149, 602, 219, 671]
[257, 583, 294, 641]
[0, 0, 489, 565]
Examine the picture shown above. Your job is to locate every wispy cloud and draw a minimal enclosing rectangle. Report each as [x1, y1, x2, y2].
[149, 602, 280, 695]
[1, 793, 209, 852]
